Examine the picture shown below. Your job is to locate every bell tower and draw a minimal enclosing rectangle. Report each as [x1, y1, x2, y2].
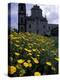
[18, 3, 26, 32]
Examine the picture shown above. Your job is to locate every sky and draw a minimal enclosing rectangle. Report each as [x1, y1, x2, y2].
[10, 3, 59, 29]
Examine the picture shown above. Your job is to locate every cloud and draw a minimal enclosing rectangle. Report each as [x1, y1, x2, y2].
[40, 5, 59, 24]
[47, 12, 58, 24]
[11, 3, 18, 15]
[26, 4, 59, 24]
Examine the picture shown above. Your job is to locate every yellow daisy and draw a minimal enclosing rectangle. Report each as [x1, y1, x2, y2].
[23, 62, 29, 68]
[15, 44, 19, 47]
[17, 59, 25, 64]
[54, 57, 59, 61]
[46, 61, 52, 66]
[37, 55, 40, 57]
[42, 48, 45, 51]
[15, 52, 20, 56]
[28, 53, 32, 55]
[32, 49, 36, 52]
[27, 50, 32, 53]
[34, 72, 41, 76]
[32, 57, 39, 64]
[24, 48, 32, 53]
[27, 60, 31, 63]
[28, 63, 32, 68]
[15, 40, 19, 43]
[8, 66, 16, 74]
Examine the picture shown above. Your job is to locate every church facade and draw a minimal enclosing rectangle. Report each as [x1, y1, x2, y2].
[18, 3, 58, 35]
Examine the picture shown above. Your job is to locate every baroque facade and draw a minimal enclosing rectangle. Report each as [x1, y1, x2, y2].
[18, 3, 58, 35]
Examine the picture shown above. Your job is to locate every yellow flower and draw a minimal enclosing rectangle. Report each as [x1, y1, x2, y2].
[33, 43, 36, 45]
[46, 61, 52, 66]
[10, 34, 13, 37]
[51, 66, 56, 71]
[42, 48, 45, 51]
[24, 48, 28, 51]
[32, 49, 36, 52]
[27, 32, 30, 35]
[37, 55, 40, 57]
[13, 37, 17, 40]
[54, 57, 59, 61]
[24, 48, 31, 53]
[28, 63, 32, 68]
[16, 40, 19, 43]
[29, 46, 32, 48]
[32, 57, 39, 64]
[22, 36, 25, 39]
[15, 44, 19, 47]
[28, 53, 32, 55]
[34, 72, 41, 76]
[17, 59, 25, 64]
[15, 52, 20, 56]
[23, 62, 29, 68]
[27, 50, 32, 53]
[8, 66, 16, 74]
[27, 60, 31, 63]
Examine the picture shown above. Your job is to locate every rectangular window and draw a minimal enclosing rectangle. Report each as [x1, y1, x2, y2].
[20, 17, 24, 24]
[29, 24, 31, 28]
[49, 26, 50, 30]
[21, 6, 24, 11]
[43, 25, 45, 28]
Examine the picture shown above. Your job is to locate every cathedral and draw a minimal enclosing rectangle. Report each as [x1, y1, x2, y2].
[12, 3, 58, 35]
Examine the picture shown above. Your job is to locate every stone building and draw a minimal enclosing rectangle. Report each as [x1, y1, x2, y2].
[18, 3, 26, 32]
[18, 3, 58, 35]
